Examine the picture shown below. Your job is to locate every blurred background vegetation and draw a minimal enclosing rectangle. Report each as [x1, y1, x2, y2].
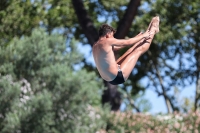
[0, 0, 200, 132]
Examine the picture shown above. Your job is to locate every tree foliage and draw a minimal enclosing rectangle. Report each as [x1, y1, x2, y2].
[0, 0, 200, 114]
[0, 29, 107, 132]
[129, 0, 200, 112]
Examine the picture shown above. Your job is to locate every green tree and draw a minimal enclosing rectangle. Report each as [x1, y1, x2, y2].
[0, 0, 146, 112]
[72, 0, 200, 113]
[0, 29, 107, 132]
[131, 0, 200, 112]
[2, 0, 199, 114]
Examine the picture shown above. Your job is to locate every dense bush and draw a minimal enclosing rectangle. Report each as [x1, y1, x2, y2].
[0, 29, 108, 133]
[98, 111, 200, 133]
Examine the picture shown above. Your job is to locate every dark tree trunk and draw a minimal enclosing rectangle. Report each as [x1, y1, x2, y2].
[115, 0, 141, 39]
[72, 0, 141, 111]
[194, 41, 200, 111]
[102, 81, 121, 111]
[71, 0, 98, 45]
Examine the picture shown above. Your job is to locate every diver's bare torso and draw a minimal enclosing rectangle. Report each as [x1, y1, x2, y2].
[92, 16, 159, 85]
[92, 39, 119, 81]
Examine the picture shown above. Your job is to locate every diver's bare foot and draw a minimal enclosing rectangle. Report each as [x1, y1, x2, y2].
[154, 16, 160, 33]
[147, 16, 160, 34]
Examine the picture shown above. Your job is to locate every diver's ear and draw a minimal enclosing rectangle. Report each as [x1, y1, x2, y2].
[105, 33, 109, 38]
